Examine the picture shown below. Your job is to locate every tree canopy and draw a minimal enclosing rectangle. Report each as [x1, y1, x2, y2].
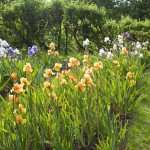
[0, 0, 149, 54]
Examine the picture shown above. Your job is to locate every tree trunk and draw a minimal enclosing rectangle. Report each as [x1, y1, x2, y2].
[26, 28, 33, 48]
[73, 29, 84, 52]
[65, 24, 68, 55]
[57, 23, 61, 52]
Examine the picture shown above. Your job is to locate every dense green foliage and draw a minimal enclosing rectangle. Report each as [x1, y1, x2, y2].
[0, 0, 149, 54]
[82, 0, 150, 20]
[1, 0, 51, 49]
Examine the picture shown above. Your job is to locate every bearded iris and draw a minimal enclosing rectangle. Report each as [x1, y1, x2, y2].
[124, 32, 130, 38]
[104, 37, 110, 42]
[0, 47, 7, 57]
[83, 38, 90, 46]
[0, 39, 9, 47]
[8, 47, 17, 59]
[0, 39, 9, 57]
[8, 47, 15, 55]
[28, 45, 38, 57]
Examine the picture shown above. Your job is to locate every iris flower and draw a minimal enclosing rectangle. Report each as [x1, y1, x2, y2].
[28, 45, 38, 57]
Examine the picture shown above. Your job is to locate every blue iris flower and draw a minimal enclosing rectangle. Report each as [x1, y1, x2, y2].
[124, 32, 130, 38]
[28, 49, 35, 57]
[32, 45, 38, 52]
[8, 47, 15, 55]
[28, 45, 38, 57]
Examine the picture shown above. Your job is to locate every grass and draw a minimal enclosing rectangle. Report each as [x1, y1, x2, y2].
[126, 70, 150, 150]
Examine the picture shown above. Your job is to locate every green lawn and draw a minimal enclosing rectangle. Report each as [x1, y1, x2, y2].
[126, 70, 150, 150]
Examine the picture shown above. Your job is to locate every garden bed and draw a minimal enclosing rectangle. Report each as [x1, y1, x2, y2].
[0, 37, 149, 149]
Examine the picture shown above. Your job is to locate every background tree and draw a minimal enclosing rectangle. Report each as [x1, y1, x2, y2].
[77, 0, 150, 20]
[0, 0, 149, 55]
[0, 0, 15, 4]
[65, 2, 106, 52]
[48, 0, 64, 52]
[1, 0, 51, 49]
[129, 0, 150, 20]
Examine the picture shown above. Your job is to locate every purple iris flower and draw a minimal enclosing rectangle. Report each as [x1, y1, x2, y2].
[32, 45, 38, 52]
[124, 32, 130, 38]
[28, 47, 32, 51]
[28, 45, 38, 57]
[8, 47, 15, 55]
[28, 49, 35, 57]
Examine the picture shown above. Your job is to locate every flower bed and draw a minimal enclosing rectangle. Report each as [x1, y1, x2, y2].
[0, 35, 149, 149]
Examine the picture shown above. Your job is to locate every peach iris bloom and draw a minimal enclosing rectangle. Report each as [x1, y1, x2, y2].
[93, 62, 103, 70]
[11, 72, 17, 80]
[83, 74, 94, 86]
[16, 115, 26, 124]
[75, 82, 85, 91]
[130, 80, 136, 87]
[49, 42, 56, 51]
[85, 68, 94, 77]
[18, 104, 26, 113]
[51, 92, 58, 100]
[23, 63, 33, 72]
[69, 76, 76, 82]
[20, 77, 30, 86]
[44, 81, 54, 89]
[122, 47, 128, 54]
[43, 69, 55, 78]
[113, 60, 120, 67]
[9, 95, 19, 103]
[54, 51, 59, 56]
[83, 55, 89, 62]
[126, 72, 134, 79]
[54, 63, 62, 72]
[68, 57, 80, 67]
[60, 79, 67, 85]
[48, 50, 53, 55]
[11, 83, 25, 93]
